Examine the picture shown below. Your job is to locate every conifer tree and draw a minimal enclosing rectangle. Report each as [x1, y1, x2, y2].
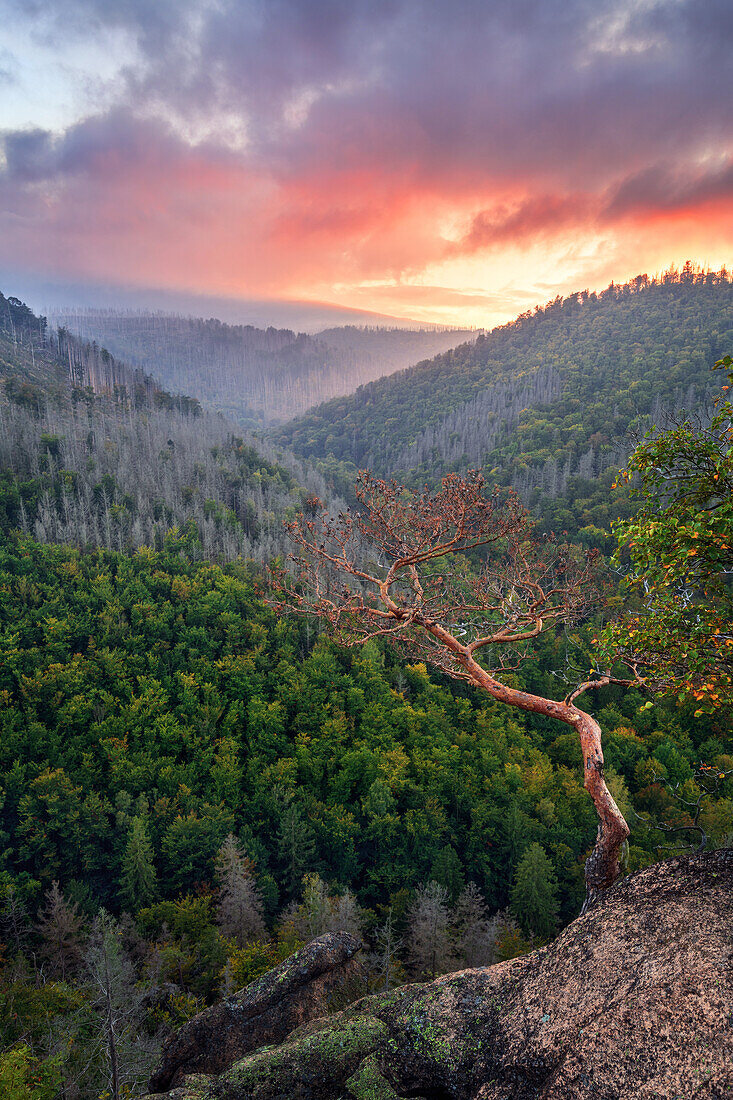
[510, 843, 559, 939]
[85, 910, 156, 1100]
[330, 888, 364, 938]
[276, 804, 317, 894]
[429, 845, 465, 903]
[0, 884, 31, 955]
[119, 816, 158, 912]
[371, 907, 402, 992]
[215, 833, 266, 946]
[298, 872, 332, 939]
[502, 803, 532, 870]
[36, 881, 84, 980]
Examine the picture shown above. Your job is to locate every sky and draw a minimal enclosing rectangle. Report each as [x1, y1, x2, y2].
[1, 0, 733, 328]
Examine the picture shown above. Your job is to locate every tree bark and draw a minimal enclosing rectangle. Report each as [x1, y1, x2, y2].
[459, 652, 630, 907]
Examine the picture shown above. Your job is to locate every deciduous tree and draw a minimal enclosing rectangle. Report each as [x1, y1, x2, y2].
[601, 357, 733, 711]
[276, 471, 629, 906]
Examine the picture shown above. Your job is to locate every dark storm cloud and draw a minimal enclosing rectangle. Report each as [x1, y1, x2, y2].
[3, 0, 733, 191]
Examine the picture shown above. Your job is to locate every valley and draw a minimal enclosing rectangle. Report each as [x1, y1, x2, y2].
[3, 4, 732, 1095]
[0, 276, 730, 1099]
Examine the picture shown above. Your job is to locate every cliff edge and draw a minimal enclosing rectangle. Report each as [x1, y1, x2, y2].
[145, 850, 733, 1100]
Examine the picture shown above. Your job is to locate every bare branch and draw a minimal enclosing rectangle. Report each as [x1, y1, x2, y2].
[273, 469, 629, 905]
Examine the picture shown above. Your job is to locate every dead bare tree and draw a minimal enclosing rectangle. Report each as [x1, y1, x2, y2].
[274, 470, 630, 908]
[635, 764, 733, 854]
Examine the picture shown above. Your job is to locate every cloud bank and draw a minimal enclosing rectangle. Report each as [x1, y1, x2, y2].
[1, 0, 732, 323]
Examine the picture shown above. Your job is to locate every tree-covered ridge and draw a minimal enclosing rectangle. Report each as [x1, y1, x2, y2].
[52, 309, 474, 426]
[1, 290, 180, 409]
[274, 270, 733, 537]
[0, 293, 338, 561]
[0, 292, 66, 393]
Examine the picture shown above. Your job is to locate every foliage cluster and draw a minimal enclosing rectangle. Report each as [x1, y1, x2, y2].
[1, 533, 728, 1095]
[1, 535, 730, 921]
[601, 356, 733, 711]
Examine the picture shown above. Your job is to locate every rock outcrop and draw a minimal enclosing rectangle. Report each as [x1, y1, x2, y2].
[145, 850, 733, 1099]
[148, 931, 364, 1092]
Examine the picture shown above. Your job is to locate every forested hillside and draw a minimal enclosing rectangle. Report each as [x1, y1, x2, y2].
[1, 293, 67, 394]
[1, 291, 171, 406]
[52, 309, 474, 426]
[0, 294, 335, 561]
[275, 268, 733, 540]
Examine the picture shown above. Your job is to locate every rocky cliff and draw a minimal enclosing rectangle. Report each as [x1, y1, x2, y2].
[149, 932, 365, 1092]
[144, 850, 733, 1099]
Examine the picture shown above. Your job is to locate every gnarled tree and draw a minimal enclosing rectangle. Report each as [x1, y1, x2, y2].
[274, 471, 629, 908]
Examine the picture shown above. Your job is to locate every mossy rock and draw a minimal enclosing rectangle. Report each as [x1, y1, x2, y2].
[218, 1014, 387, 1099]
[148, 1074, 214, 1100]
[145, 853, 733, 1100]
[345, 1055, 402, 1099]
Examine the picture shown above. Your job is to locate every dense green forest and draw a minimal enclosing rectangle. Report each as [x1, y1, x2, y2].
[1, 535, 731, 1095]
[275, 268, 733, 543]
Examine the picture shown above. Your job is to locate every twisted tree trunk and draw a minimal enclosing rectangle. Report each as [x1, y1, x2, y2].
[458, 651, 630, 907]
[573, 708, 630, 908]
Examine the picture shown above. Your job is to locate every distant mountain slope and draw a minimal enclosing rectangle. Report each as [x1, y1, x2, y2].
[0, 294, 335, 560]
[1, 290, 193, 410]
[0, 292, 66, 392]
[50, 309, 474, 425]
[6, 270, 430, 330]
[274, 269, 733, 538]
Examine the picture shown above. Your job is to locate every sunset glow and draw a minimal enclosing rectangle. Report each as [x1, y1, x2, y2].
[2, 0, 732, 326]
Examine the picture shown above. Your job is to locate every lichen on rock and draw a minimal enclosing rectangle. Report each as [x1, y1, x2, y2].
[345, 1055, 402, 1099]
[144, 851, 733, 1100]
[220, 1014, 387, 1097]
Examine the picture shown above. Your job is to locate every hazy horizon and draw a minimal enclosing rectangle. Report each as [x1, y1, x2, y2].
[5, 271, 448, 334]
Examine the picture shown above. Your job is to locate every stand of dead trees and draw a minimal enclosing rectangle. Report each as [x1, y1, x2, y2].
[274, 470, 630, 908]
